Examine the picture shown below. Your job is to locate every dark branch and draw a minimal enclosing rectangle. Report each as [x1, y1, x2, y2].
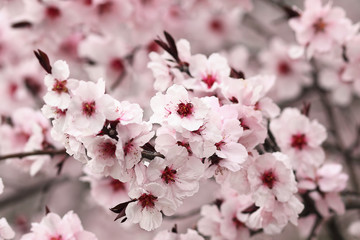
[0, 149, 67, 161]
[141, 150, 165, 160]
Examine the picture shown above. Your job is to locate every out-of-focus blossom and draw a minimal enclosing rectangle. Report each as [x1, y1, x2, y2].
[289, 0, 357, 57]
[20, 211, 98, 240]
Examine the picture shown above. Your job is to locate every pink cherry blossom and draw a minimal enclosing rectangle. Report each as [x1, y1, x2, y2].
[221, 75, 280, 118]
[289, 0, 356, 57]
[220, 196, 252, 240]
[20, 211, 98, 240]
[247, 152, 297, 207]
[297, 162, 348, 217]
[125, 183, 176, 231]
[186, 53, 231, 92]
[247, 195, 304, 234]
[259, 38, 311, 101]
[270, 108, 327, 171]
[43, 60, 78, 109]
[197, 205, 223, 239]
[148, 39, 191, 92]
[64, 78, 112, 137]
[318, 49, 355, 106]
[83, 175, 130, 209]
[83, 135, 120, 178]
[115, 122, 154, 179]
[150, 84, 209, 132]
[147, 147, 204, 206]
[204, 117, 248, 174]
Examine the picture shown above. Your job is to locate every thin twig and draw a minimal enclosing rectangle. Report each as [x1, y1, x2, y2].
[327, 217, 344, 240]
[307, 216, 322, 240]
[0, 149, 67, 161]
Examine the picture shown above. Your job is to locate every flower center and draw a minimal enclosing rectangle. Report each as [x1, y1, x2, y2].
[138, 193, 157, 208]
[110, 179, 125, 192]
[100, 141, 116, 158]
[9, 83, 18, 97]
[46, 6, 61, 19]
[161, 166, 177, 184]
[313, 18, 327, 33]
[215, 141, 225, 151]
[277, 61, 292, 75]
[55, 108, 67, 117]
[52, 80, 68, 94]
[254, 102, 260, 111]
[177, 102, 193, 118]
[291, 133, 307, 150]
[202, 74, 217, 89]
[209, 18, 224, 34]
[82, 101, 96, 117]
[261, 170, 277, 189]
[109, 58, 124, 73]
[123, 139, 134, 156]
[50, 236, 63, 240]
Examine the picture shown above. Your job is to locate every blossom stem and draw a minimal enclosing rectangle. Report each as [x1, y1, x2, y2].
[0, 149, 67, 161]
[326, 217, 344, 240]
[307, 216, 322, 240]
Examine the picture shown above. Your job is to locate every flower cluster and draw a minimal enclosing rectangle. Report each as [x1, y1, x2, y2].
[39, 34, 312, 235]
[288, 0, 360, 105]
[0, 0, 358, 239]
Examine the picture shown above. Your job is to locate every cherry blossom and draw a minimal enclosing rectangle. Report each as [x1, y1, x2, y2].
[150, 84, 209, 132]
[125, 183, 176, 231]
[186, 53, 231, 92]
[259, 38, 311, 101]
[1, 1, 359, 237]
[289, 0, 357, 57]
[297, 163, 348, 217]
[20, 211, 98, 240]
[147, 147, 204, 206]
[43, 60, 77, 109]
[83, 175, 130, 209]
[64, 78, 112, 137]
[247, 152, 297, 207]
[270, 108, 327, 171]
